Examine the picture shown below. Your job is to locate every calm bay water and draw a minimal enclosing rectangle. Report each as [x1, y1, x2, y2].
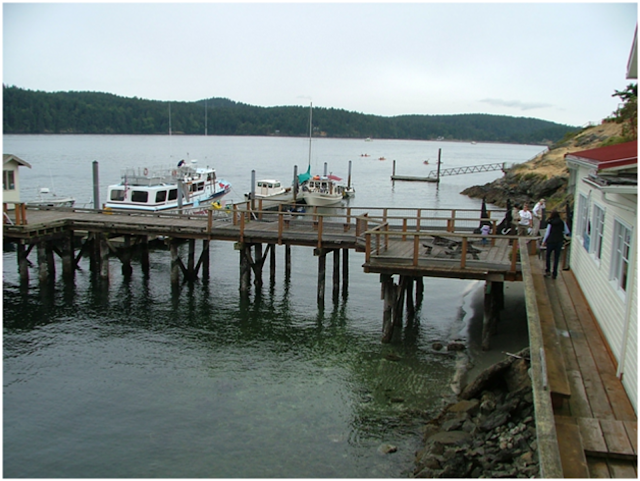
[3, 135, 543, 477]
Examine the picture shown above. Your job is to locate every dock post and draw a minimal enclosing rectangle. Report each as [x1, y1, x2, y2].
[89, 233, 100, 274]
[61, 232, 75, 282]
[239, 244, 251, 294]
[201, 240, 210, 280]
[92, 160, 100, 209]
[317, 249, 326, 307]
[187, 239, 196, 281]
[341, 248, 349, 298]
[269, 243, 276, 283]
[393, 276, 406, 328]
[415, 276, 424, 307]
[37, 241, 48, 285]
[482, 280, 499, 350]
[285, 245, 292, 280]
[99, 235, 109, 281]
[139, 236, 150, 277]
[170, 240, 180, 287]
[406, 276, 415, 316]
[121, 235, 133, 278]
[381, 274, 395, 343]
[17, 242, 29, 285]
[332, 249, 340, 302]
[254, 243, 263, 288]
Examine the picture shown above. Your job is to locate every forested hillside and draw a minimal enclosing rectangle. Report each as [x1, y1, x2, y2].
[3, 85, 577, 144]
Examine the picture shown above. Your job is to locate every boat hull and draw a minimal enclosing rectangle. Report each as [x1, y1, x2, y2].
[301, 192, 343, 207]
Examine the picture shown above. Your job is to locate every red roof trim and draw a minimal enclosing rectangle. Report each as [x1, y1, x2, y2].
[565, 141, 637, 171]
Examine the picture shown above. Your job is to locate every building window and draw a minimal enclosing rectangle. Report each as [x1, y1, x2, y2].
[611, 220, 632, 294]
[577, 193, 590, 252]
[591, 204, 605, 260]
[3, 170, 15, 191]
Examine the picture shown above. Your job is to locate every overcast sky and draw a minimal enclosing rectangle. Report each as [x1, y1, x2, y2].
[3, 2, 637, 127]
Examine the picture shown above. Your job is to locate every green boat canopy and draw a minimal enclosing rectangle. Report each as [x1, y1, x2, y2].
[297, 165, 311, 184]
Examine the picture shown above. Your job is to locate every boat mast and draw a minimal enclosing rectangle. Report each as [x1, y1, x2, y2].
[308, 102, 312, 168]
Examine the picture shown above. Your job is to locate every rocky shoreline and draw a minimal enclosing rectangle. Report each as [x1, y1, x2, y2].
[461, 121, 624, 210]
[413, 348, 538, 478]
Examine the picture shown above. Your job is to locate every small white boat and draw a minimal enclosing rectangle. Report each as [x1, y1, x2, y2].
[26, 187, 75, 207]
[338, 184, 356, 198]
[245, 179, 293, 201]
[301, 175, 344, 207]
[105, 160, 231, 211]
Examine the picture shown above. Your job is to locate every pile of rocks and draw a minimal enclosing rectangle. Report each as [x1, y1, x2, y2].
[413, 348, 539, 478]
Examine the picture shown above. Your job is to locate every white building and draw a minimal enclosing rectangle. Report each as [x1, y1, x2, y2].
[3, 154, 32, 208]
[565, 140, 637, 411]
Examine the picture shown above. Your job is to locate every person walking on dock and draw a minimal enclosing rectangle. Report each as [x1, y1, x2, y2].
[532, 198, 545, 236]
[517, 203, 533, 236]
[541, 210, 570, 279]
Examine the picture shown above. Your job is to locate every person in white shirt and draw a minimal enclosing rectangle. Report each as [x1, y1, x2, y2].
[531, 198, 545, 236]
[517, 203, 533, 236]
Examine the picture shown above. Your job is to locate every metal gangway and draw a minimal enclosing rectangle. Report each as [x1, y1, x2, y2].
[426, 161, 509, 179]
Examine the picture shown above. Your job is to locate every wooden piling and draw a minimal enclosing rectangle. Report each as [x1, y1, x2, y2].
[187, 239, 196, 281]
[254, 243, 263, 288]
[139, 236, 150, 277]
[17, 242, 29, 285]
[317, 249, 326, 307]
[381, 274, 395, 343]
[285, 245, 291, 279]
[99, 236, 109, 281]
[482, 280, 501, 350]
[61, 232, 75, 281]
[170, 240, 180, 286]
[332, 249, 340, 301]
[37, 241, 48, 284]
[201, 240, 210, 280]
[121, 235, 133, 278]
[269, 243, 276, 283]
[239, 243, 251, 293]
[342, 248, 349, 298]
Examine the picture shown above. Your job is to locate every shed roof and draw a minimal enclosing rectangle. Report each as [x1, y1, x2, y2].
[564, 141, 637, 172]
[3, 154, 32, 169]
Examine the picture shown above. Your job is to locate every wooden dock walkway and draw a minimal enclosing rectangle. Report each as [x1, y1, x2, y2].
[523, 245, 637, 478]
[4, 204, 636, 477]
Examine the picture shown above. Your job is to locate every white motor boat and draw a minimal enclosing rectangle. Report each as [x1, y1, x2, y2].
[105, 160, 231, 211]
[300, 176, 344, 207]
[245, 179, 293, 201]
[26, 187, 75, 207]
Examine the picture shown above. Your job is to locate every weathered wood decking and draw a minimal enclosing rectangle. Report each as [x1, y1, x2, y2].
[524, 245, 637, 478]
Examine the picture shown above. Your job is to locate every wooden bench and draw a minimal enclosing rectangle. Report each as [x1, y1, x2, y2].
[530, 257, 572, 408]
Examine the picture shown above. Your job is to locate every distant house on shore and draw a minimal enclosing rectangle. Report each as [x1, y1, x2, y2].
[565, 140, 638, 411]
[3, 154, 32, 208]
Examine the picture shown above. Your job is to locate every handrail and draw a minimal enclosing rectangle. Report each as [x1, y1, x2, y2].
[362, 227, 533, 272]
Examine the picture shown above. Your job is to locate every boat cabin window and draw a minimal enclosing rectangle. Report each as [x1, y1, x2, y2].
[168, 189, 178, 201]
[110, 189, 126, 201]
[155, 190, 167, 203]
[131, 190, 149, 203]
[195, 182, 204, 192]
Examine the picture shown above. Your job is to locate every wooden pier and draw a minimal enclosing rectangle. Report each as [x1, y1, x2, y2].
[4, 202, 636, 477]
